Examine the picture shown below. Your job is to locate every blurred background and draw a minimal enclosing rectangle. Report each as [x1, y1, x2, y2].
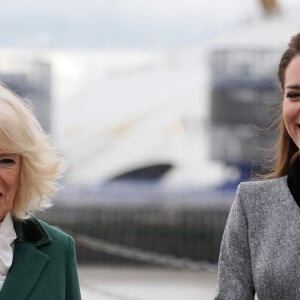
[2, 0, 300, 298]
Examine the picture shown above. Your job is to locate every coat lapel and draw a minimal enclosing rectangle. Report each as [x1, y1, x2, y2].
[0, 243, 49, 300]
[0, 218, 51, 300]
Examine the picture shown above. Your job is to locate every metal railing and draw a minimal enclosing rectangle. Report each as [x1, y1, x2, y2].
[38, 183, 234, 267]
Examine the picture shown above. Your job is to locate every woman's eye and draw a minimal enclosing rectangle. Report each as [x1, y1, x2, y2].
[0, 158, 15, 165]
[286, 92, 300, 98]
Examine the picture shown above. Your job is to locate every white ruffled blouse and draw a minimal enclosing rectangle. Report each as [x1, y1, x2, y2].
[0, 213, 16, 290]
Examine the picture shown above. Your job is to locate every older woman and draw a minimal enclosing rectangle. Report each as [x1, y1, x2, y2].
[215, 32, 300, 299]
[0, 86, 81, 299]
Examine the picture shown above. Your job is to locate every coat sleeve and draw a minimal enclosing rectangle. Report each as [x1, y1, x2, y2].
[214, 184, 255, 299]
[66, 236, 81, 300]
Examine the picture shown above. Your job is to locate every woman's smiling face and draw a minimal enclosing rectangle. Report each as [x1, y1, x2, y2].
[283, 55, 300, 150]
[0, 151, 21, 221]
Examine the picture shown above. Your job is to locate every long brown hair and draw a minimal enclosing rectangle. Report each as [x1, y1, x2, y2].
[266, 33, 300, 178]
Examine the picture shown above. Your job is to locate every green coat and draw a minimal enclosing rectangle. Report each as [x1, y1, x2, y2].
[0, 218, 81, 300]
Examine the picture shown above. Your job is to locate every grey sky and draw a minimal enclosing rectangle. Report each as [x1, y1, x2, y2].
[0, 0, 299, 48]
[0, 0, 261, 48]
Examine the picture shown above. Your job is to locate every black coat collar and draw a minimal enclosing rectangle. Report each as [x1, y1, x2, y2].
[13, 217, 51, 247]
[287, 156, 300, 208]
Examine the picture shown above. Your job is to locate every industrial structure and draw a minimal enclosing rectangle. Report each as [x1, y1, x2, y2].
[208, 15, 300, 184]
[0, 55, 51, 132]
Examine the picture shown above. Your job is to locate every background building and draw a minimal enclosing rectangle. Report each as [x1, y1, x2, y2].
[0, 55, 51, 132]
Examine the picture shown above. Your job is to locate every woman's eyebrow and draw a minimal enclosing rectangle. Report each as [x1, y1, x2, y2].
[286, 84, 300, 89]
[0, 153, 16, 158]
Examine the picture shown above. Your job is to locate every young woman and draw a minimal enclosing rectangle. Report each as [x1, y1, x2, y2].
[215, 33, 300, 299]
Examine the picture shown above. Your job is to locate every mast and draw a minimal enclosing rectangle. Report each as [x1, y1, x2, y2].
[258, 0, 280, 16]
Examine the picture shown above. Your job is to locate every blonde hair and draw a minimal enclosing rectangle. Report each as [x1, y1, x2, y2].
[0, 86, 64, 219]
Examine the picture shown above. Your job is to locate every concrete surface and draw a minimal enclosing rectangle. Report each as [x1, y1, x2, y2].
[78, 265, 218, 300]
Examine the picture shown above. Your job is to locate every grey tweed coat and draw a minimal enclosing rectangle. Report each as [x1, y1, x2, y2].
[215, 176, 300, 299]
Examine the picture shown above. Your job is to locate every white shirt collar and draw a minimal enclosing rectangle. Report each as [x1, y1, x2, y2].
[0, 213, 16, 244]
[0, 212, 17, 289]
